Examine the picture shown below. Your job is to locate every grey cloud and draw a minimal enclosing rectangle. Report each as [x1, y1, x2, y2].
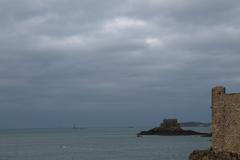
[0, 0, 239, 128]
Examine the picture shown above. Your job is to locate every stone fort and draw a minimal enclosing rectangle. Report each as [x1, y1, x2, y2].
[212, 86, 240, 153]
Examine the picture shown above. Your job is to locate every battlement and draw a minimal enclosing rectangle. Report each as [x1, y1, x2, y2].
[212, 86, 240, 153]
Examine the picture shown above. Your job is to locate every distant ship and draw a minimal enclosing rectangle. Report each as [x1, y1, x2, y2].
[72, 125, 87, 129]
[72, 125, 78, 129]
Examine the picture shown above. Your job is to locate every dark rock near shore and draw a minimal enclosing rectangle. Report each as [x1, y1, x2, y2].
[200, 132, 212, 137]
[189, 150, 240, 160]
[137, 119, 210, 136]
[138, 128, 209, 136]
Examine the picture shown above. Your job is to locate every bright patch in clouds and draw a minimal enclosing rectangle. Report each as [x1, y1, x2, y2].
[145, 38, 163, 48]
[38, 35, 85, 49]
[104, 17, 147, 32]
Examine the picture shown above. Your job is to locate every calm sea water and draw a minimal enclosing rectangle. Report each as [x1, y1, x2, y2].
[0, 127, 210, 160]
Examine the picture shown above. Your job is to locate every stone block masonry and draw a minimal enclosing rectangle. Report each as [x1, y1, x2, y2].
[212, 86, 240, 153]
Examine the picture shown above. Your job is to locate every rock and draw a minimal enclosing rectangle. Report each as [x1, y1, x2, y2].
[201, 133, 212, 137]
[189, 150, 240, 160]
[137, 119, 210, 136]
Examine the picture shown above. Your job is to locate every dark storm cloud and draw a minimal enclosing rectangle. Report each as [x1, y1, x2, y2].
[0, 0, 240, 128]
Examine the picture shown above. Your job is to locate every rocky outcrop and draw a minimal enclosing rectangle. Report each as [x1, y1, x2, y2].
[189, 150, 240, 160]
[138, 128, 208, 136]
[137, 119, 210, 136]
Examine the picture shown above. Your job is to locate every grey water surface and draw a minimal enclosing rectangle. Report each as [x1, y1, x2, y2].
[0, 127, 210, 160]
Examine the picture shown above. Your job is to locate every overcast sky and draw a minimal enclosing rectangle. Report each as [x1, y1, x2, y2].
[0, 0, 240, 128]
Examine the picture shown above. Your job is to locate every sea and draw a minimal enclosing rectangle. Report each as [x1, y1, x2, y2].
[0, 127, 210, 160]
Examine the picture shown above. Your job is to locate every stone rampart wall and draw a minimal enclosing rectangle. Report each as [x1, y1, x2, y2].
[212, 86, 240, 153]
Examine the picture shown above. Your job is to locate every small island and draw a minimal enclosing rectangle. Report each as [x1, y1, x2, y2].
[137, 119, 210, 136]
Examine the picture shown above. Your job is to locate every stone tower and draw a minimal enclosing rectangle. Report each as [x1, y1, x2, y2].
[160, 119, 181, 130]
[212, 86, 240, 153]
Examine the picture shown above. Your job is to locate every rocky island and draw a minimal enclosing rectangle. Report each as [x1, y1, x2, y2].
[138, 119, 210, 136]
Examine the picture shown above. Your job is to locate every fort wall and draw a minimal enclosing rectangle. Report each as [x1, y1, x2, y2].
[212, 86, 240, 153]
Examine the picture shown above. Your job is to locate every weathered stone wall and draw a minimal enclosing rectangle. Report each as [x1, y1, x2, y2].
[212, 86, 240, 153]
